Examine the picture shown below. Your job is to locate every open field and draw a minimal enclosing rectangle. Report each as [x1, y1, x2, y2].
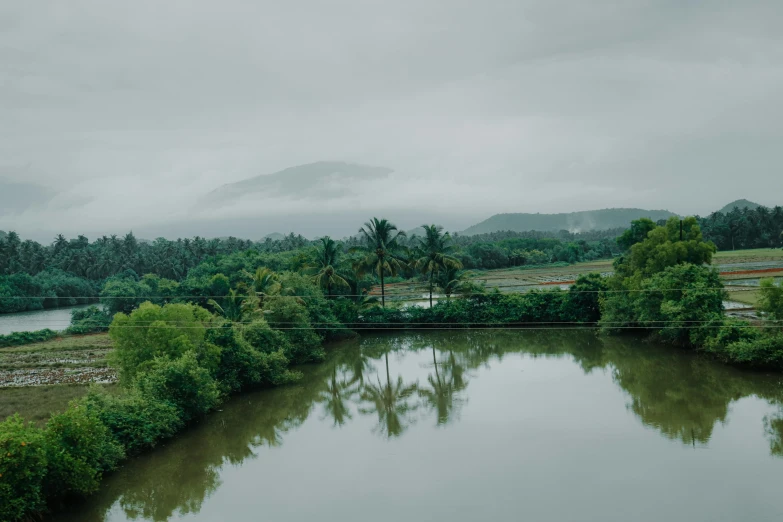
[370, 249, 783, 307]
[0, 333, 115, 387]
[0, 384, 116, 426]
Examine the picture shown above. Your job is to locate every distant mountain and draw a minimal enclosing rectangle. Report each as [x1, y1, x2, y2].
[0, 179, 56, 215]
[0, 230, 6, 240]
[261, 232, 286, 241]
[462, 208, 679, 235]
[202, 161, 393, 207]
[716, 199, 764, 214]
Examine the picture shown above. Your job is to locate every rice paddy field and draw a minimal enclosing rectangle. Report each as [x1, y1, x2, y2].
[0, 333, 116, 423]
[371, 249, 783, 307]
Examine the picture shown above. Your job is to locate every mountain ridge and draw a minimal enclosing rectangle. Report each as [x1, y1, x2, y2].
[461, 208, 679, 236]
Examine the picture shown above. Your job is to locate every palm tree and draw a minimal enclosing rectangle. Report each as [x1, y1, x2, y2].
[355, 218, 407, 307]
[303, 237, 350, 298]
[244, 267, 282, 308]
[359, 352, 419, 438]
[412, 224, 462, 308]
[208, 289, 256, 321]
[434, 266, 481, 300]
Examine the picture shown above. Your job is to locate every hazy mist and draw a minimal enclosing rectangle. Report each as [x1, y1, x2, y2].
[2, 1, 782, 241]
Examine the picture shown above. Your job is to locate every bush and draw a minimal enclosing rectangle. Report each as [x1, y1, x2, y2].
[241, 319, 290, 353]
[758, 278, 783, 321]
[100, 277, 152, 314]
[66, 306, 113, 335]
[264, 297, 324, 364]
[134, 353, 222, 423]
[44, 404, 124, 497]
[109, 302, 213, 383]
[83, 389, 183, 456]
[720, 333, 783, 370]
[0, 415, 49, 521]
[0, 329, 58, 348]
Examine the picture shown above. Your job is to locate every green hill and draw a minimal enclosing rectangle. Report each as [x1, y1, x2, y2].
[462, 208, 678, 235]
[717, 199, 764, 214]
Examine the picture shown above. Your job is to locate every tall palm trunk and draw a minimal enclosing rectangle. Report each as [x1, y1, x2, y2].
[429, 267, 434, 308]
[380, 269, 386, 308]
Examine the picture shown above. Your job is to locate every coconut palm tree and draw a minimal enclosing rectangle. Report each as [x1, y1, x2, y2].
[243, 267, 282, 308]
[208, 289, 256, 321]
[354, 218, 407, 307]
[412, 224, 462, 308]
[303, 237, 350, 298]
[434, 266, 481, 300]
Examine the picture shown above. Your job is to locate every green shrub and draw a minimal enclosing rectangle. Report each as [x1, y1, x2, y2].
[44, 404, 124, 497]
[758, 278, 783, 320]
[721, 333, 783, 370]
[0, 414, 49, 521]
[264, 297, 324, 364]
[0, 329, 58, 347]
[109, 302, 213, 383]
[66, 306, 113, 335]
[241, 319, 290, 354]
[83, 389, 183, 456]
[134, 353, 222, 423]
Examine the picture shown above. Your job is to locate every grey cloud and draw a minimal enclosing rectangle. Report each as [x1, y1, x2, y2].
[1, 0, 782, 240]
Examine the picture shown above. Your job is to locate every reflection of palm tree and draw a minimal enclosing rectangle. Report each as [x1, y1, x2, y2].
[320, 365, 359, 427]
[419, 346, 468, 426]
[359, 353, 419, 437]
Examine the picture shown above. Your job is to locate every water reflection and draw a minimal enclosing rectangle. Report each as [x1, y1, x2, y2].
[54, 330, 783, 522]
[358, 352, 419, 438]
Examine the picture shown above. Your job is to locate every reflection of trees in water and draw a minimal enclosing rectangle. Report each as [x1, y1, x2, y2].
[359, 352, 419, 438]
[765, 411, 783, 457]
[418, 346, 468, 426]
[55, 330, 783, 521]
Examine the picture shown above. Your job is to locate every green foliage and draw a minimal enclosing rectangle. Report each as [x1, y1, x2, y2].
[109, 302, 213, 383]
[616, 218, 657, 251]
[0, 414, 49, 521]
[758, 278, 783, 320]
[83, 389, 183, 456]
[357, 288, 598, 328]
[44, 404, 124, 497]
[717, 333, 783, 370]
[614, 217, 716, 280]
[0, 328, 58, 347]
[207, 321, 296, 392]
[264, 297, 325, 364]
[134, 353, 222, 423]
[241, 319, 290, 353]
[100, 277, 152, 314]
[564, 273, 608, 323]
[66, 305, 113, 334]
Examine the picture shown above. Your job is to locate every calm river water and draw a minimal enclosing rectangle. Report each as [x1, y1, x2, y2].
[53, 330, 783, 522]
[0, 305, 94, 336]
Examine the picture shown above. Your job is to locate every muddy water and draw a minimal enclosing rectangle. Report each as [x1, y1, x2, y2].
[53, 331, 783, 522]
[0, 305, 94, 336]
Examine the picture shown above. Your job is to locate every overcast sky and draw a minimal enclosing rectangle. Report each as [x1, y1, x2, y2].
[2, 1, 782, 240]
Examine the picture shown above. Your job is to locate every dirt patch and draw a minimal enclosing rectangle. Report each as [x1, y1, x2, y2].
[0, 366, 117, 387]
